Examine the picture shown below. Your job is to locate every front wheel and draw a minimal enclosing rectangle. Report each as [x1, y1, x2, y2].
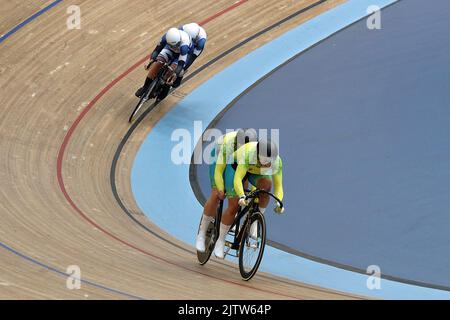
[128, 80, 158, 123]
[238, 211, 266, 281]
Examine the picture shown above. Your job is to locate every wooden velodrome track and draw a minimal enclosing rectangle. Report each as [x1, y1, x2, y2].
[0, 0, 364, 299]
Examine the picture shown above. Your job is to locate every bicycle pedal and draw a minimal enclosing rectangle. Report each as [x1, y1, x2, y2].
[224, 247, 238, 258]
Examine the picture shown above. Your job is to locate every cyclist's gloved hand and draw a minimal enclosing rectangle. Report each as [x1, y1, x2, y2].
[274, 204, 284, 214]
[238, 196, 248, 207]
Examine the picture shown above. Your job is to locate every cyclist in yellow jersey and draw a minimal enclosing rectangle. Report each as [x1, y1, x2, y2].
[212, 138, 285, 259]
[235, 140, 284, 208]
[196, 129, 257, 253]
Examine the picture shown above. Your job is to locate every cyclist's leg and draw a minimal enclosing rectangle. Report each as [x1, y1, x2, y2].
[172, 52, 193, 88]
[214, 198, 238, 259]
[135, 48, 172, 97]
[171, 69, 184, 88]
[156, 84, 170, 101]
[156, 60, 178, 101]
[202, 147, 220, 217]
[156, 51, 181, 100]
[196, 146, 220, 251]
[213, 165, 240, 258]
[248, 174, 273, 210]
[222, 164, 241, 224]
[247, 174, 271, 239]
[151, 47, 175, 78]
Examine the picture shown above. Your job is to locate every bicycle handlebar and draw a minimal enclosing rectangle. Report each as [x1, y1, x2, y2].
[244, 189, 283, 209]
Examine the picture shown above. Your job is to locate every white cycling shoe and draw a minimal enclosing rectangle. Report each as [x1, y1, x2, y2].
[213, 239, 225, 259]
[196, 234, 206, 252]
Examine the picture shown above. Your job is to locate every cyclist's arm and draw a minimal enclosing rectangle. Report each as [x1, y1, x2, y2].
[273, 161, 283, 201]
[234, 164, 249, 198]
[192, 38, 206, 57]
[214, 149, 226, 192]
[175, 45, 189, 74]
[151, 36, 166, 59]
[184, 53, 196, 70]
[186, 40, 205, 69]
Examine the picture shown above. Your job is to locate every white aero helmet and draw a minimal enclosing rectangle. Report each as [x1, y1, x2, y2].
[166, 27, 182, 46]
[257, 139, 279, 166]
[183, 23, 201, 41]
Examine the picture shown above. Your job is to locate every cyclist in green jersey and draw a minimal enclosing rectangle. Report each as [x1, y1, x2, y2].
[210, 138, 285, 259]
[196, 129, 257, 253]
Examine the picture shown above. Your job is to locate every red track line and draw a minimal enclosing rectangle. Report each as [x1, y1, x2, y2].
[199, 0, 248, 25]
[55, 1, 301, 299]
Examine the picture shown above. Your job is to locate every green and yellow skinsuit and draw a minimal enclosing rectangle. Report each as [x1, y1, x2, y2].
[215, 141, 283, 200]
[209, 131, 240, 189]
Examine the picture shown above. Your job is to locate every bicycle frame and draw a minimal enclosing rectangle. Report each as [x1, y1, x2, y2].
[215, 200, 253, 255]
[216, 189, 283, 257]
[146, 61, 174, 97]
[161, 64, 176, 84]
[152, 61, 172, 83]
[129, 61, 176, 123]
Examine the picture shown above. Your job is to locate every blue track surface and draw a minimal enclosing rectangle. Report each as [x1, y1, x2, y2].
[194, 0, 450, 291]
